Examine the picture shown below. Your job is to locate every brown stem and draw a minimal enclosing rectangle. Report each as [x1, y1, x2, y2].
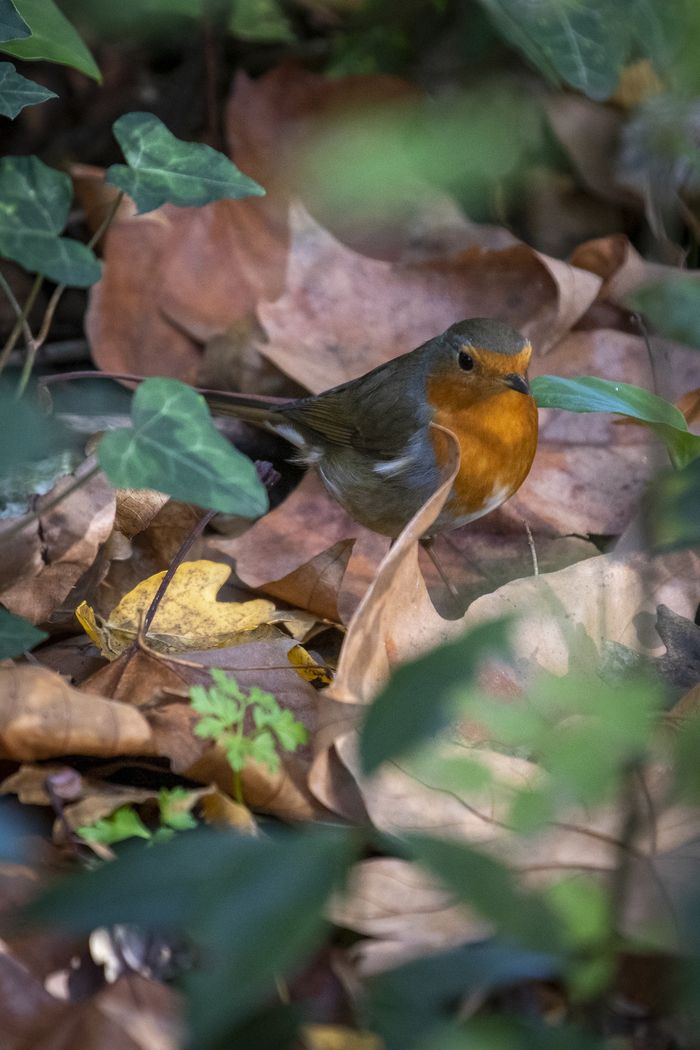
[14, 192, 126, 398]
[0, 271, 33, 349]
[139, 509, 216, 639]
[0, 273, 43, 375]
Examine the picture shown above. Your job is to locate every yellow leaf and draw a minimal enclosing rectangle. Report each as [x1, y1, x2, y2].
[76, 561, 276, 658]
[301, 1025, 383, 1050]
[199, 788, 257, 833]
[288, 643, 333, 685]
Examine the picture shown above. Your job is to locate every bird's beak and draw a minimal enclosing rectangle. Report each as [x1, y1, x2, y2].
[503, 373, 530, 395]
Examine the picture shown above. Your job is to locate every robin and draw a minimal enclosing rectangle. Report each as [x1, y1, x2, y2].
[205, 317, 538, 538]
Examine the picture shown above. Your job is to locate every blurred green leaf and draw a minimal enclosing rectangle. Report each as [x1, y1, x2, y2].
[360, 618, 512, 775]
[0, 0, 100, 81]
[544, 878, 610, 950]
[368, 940, 560, 1050]
[533, 676, 659, 805]
[673, 712, 700, 800]
[477, 0, 668, 102]
[647, 457, 700, 551]
[0, 155, 101, 286]
[629, 277, 700, 350]
[0, 1, 29, 42]
[30, 826, 357, 1043]
[416, 1016, 603, 1050]
[532, 374, 700, 469]
[468, 672, 660, 807]
[301, 85, 544, 227]
[406, 834, 566, 954]
[0, 607, 47, 659]
[507, 785, 554, 834]
[98, 378, 269, 517]
[0, 61, 56, 118]
[106, 111, 265, 214]
[228, 0, 294, 42]
[57, 0, 204, 42]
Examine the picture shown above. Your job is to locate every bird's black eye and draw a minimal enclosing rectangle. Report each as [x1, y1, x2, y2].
[458, 351, 474, 372]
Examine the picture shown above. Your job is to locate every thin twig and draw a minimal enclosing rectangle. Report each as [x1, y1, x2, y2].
[0, 273, 42, 374]
[0, 461, 100, 542]
[41, 369, 147, 388]
[522, 517, 539, 576]
[13, 191, 126, 398]
[139, 509, 216, 640]
[0, 270, 33, 349]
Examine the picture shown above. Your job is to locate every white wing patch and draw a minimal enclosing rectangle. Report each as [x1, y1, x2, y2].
[266, 420, 306, 448]
[373, 453, 417, 477]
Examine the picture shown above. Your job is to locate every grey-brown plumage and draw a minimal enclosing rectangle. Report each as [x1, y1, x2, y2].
[204, 318, 536, 535]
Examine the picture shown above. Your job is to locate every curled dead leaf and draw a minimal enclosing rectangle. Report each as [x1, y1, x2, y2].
[0, 666, 153, 761]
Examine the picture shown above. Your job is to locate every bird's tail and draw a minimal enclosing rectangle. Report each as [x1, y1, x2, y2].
[198, 388, 289, 427]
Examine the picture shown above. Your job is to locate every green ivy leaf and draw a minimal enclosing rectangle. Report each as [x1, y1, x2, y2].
[532, 374, 700, 469]
[28, 826, 357, 1044]
[98, 378, 268, 517]
[0, 155, 101, 286]
[0, 61, 56, 118]
[360, 618, 512, 775]
[106, 111, 265, 214]
[0, 0, 29, 43]
[0, 0, 100, 81]
[478, 0, 627, 101]
[0, 606, 47, 659]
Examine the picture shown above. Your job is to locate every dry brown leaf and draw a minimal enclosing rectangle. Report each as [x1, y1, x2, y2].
[330, 857, 488, 964]
[257, 539, 355, 624]
[86, 66, 451, 383]
[327, 431, 461, 707]
[0, 461, 115, 624]
[460, 549, 700, 677]
[113, 488, 170, 540]
[570, 233, 700, 301]
[199, 788, 257, 832]
[0, 666, 154, 761]
[82, 639, 331, 822]
[332, 736, 700, 961]
[204, 471, 388, 624]
[0, 941, 66, 1050]
[513, 327, 700, 536]
[0, 765, 207, 840]
[256, 204, 600, 395]
[677, 387, 700, 427]
[24, 974, 181, 1050]
[86, 208, 205, 382]
[544, 94, 636, 208]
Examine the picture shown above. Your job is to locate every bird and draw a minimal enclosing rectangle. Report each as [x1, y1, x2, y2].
[204, 317, 539, 539]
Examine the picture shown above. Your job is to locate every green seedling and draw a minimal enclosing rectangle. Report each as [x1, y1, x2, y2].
[78, 787, 198, 846]
[190, 669, 309, 805]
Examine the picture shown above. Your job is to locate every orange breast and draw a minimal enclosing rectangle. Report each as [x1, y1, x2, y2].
[427, 377, 539, 526]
